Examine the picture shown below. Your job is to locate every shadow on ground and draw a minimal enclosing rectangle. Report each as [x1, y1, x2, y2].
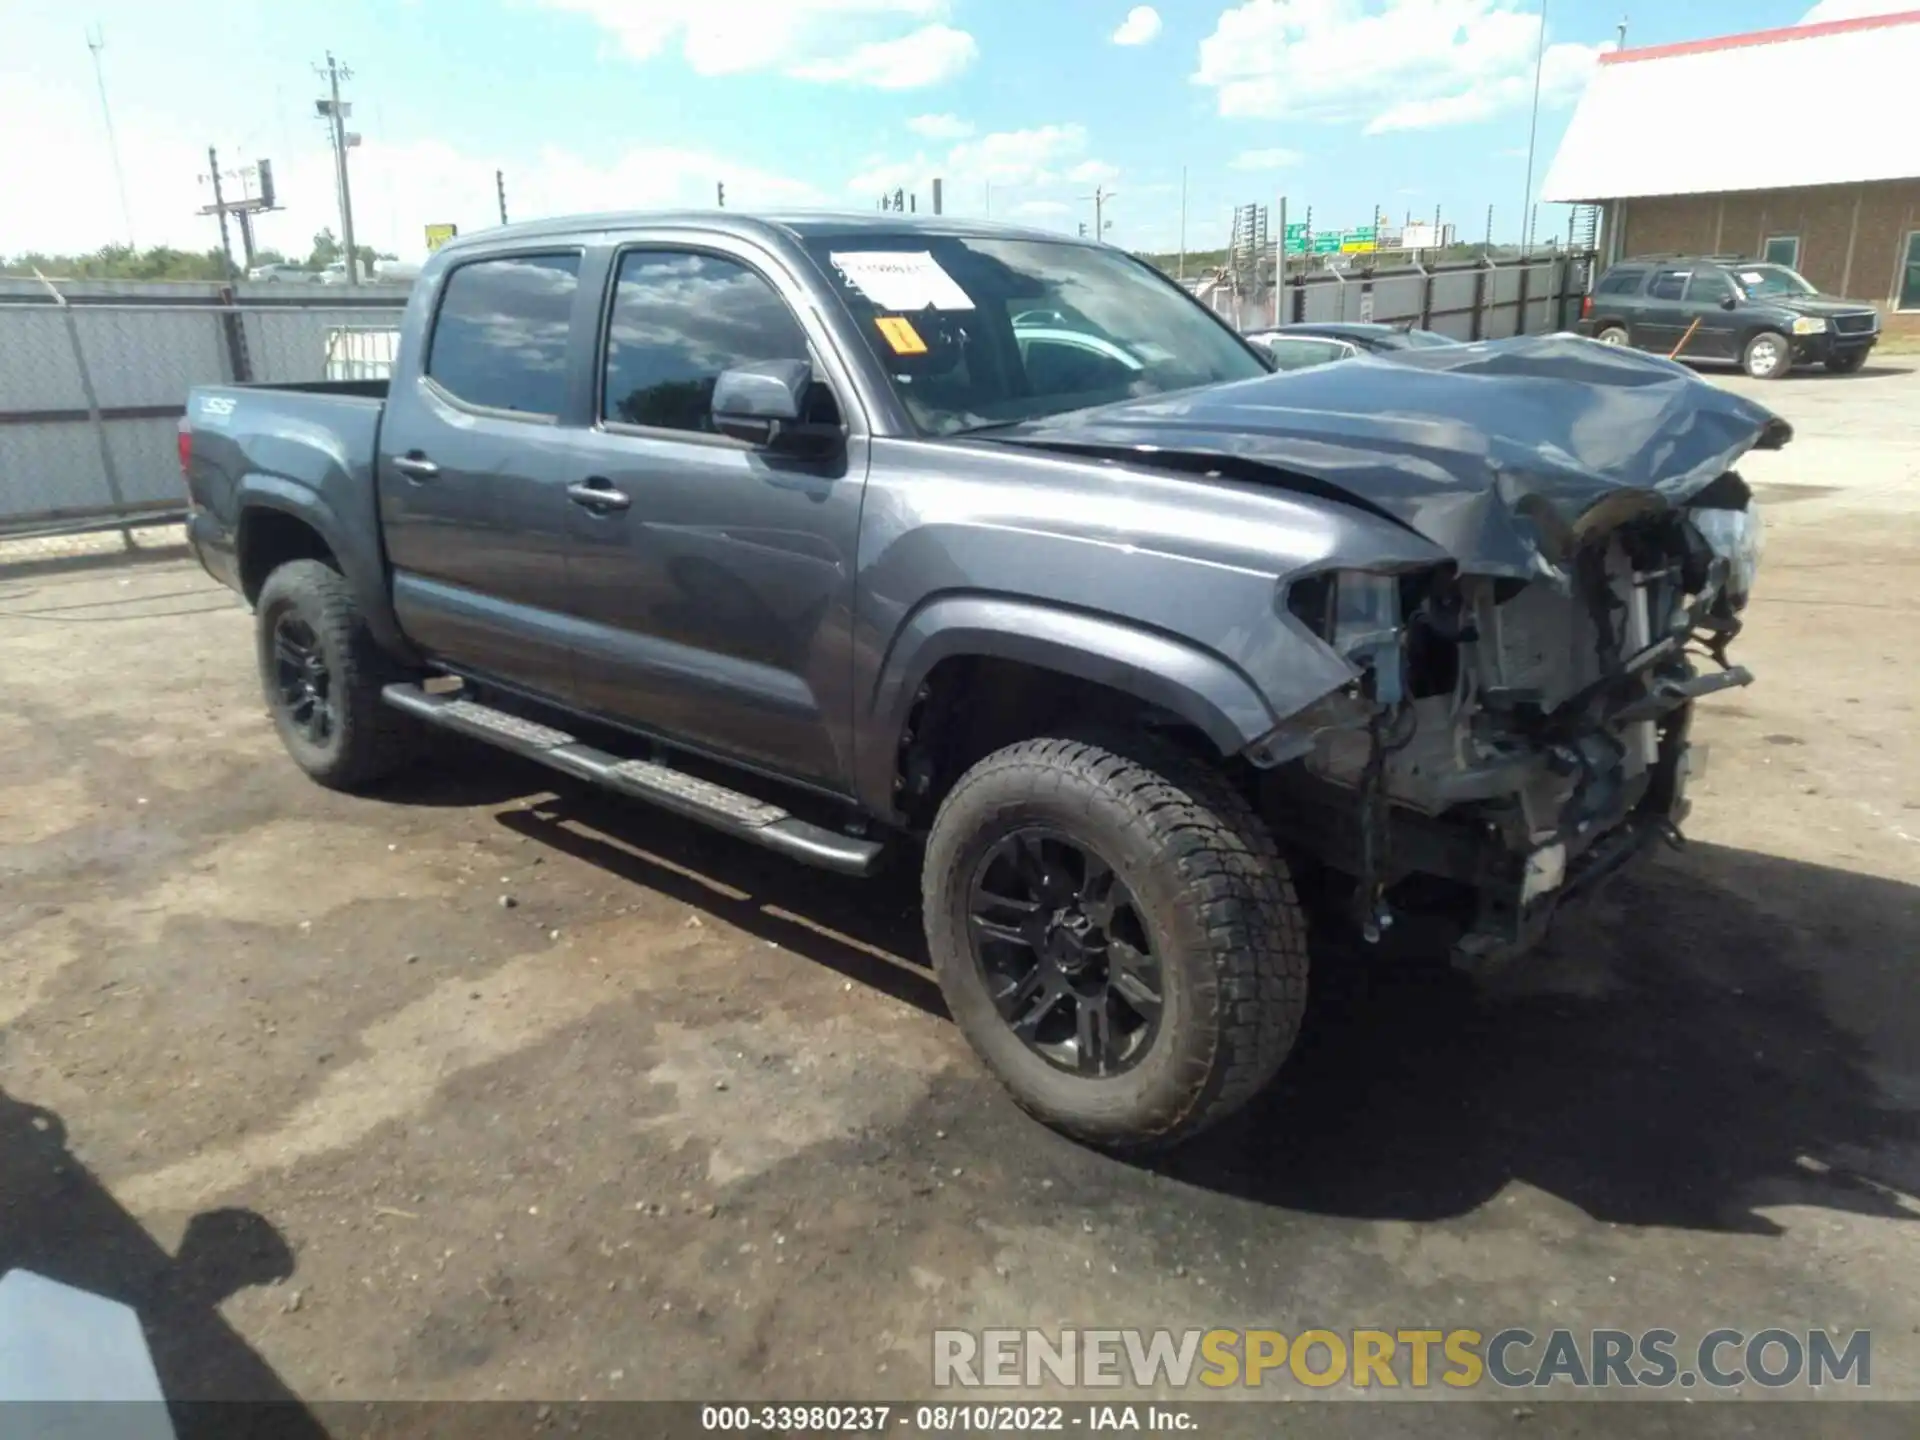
[468, 759, 1919, 1239]
[0, 1092, 325, 1436]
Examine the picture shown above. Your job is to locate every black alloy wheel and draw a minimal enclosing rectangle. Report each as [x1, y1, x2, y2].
[271, 612, 335, 747]
[968, 827, 1163, 1076]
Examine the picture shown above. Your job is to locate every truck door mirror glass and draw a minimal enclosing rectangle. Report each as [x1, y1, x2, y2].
[1720, 293, 1738, 311]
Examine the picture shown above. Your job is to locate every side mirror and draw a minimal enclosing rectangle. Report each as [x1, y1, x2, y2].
[712, 359, 839, 457]
[1719, 293, 1738, 310]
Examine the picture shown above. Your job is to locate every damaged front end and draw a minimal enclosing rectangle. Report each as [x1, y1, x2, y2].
[1251, 476, 1763, 968]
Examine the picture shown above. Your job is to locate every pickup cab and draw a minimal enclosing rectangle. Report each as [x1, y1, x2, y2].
[182, 211, 1783, 1150]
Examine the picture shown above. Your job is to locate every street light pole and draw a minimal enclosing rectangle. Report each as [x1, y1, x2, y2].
[1521, 0, 1549, 255]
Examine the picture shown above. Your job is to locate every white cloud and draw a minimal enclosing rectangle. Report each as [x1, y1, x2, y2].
[1194, 0, 1611, 134]
[1228, 147, 1304, 169]
[1014, 200, 1071, 216]
[850, 123, 1103, 196]
[907, 112, 975, 139]
[789, 24, 978, 87]
[1112, 6, 1164, 44]
[540, 0, 974, 88]
[1800, 0, 1911, 20]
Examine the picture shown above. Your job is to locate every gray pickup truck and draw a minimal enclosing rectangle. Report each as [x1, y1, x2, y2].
[181, 211, 1782, 1150]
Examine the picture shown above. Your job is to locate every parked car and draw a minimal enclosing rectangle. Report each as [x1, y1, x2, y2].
[1243, 331, 1361, 371]
[180, 211, 1779, 1151]
[1280, 322, 1461, 351]
[245, 263, 312, 284]
[315, 261, 351, 286]
[1579, 254, 1880, 379]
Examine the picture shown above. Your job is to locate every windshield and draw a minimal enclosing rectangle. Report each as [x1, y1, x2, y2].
[1729, 263, 1816, 299]
[799, 233, 1267, 435]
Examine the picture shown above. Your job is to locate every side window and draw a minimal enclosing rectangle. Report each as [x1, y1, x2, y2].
[1647, 267, 1689, 301]
[1596, 268, 1645, 296]
[1686, 268, 1733, 303]
[426, 253, 581, 416]
[602, 250, 812, 433]
[1763, 234, 1800, 269]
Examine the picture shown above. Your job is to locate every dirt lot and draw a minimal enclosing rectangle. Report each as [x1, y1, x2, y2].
[2, 362, 1917, 1431]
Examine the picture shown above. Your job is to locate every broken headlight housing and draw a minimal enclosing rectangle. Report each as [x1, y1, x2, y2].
[1690, 498, 1764, 608]
[1287, 568, 1411, 703]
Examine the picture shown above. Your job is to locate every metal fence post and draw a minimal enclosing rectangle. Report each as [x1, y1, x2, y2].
[1515, 259, 1532, 337]
[1470, 262, 1488, 341]
[35, 273, 133, 550]
[1418, 262, 1433, 330]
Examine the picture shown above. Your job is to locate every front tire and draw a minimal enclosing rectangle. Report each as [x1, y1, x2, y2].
[923, 734, 1308, 1151]
[1743, 330, 1792, 379]
[255, 559, 418, 790]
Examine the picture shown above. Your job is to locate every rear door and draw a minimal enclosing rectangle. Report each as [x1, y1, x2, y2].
[1636, 265, 1692, 354]
[554, 239, 870, 791]
[377, 249, 590, 701]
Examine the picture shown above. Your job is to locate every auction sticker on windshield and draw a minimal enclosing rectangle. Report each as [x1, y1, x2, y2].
[873, 315, 929, 355]
[830, 251, 974, 311]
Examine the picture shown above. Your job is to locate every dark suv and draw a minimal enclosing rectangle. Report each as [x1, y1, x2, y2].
[1580, 254, 1880, 379]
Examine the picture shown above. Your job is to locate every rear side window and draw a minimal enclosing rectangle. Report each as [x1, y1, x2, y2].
[427, 253, 581, 416]
[601, 250, 812, 433]
[1595, 268, 1645, 295]
[1647, 267, 1689, 301]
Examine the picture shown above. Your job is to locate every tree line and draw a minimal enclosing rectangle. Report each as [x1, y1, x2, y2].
[2, 229, 398, 282]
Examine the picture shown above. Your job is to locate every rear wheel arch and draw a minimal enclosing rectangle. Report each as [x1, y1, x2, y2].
[237, 503, 338, 603]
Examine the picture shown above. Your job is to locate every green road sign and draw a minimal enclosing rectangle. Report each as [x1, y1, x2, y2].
[1311, 233, 1342, 253]
[1283, 222, 1309, 255]
[1346, 227, 1375, 242]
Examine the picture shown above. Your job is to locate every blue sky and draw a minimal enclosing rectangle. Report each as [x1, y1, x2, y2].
[2, 0, 1893, 260]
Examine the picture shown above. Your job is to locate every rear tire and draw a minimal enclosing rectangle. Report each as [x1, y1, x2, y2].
[1595, 324, 1630, 347]
[922, 733, 1309, 1151]
[255, 559, 418, 791]
[1825, 350, 1867, 375]
[1742, 330, 1792, 379]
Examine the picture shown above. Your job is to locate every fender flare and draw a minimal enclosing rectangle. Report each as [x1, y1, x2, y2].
[855, 594, 1280, 816]
[234, 477, 412, 658]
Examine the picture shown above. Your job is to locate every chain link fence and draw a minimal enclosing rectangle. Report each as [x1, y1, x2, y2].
[0, 277, 408, 549]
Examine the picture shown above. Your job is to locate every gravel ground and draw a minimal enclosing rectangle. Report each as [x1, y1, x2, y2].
[1, 362, 1916, 1435]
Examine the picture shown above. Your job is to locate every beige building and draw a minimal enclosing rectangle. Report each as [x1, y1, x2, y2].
[1544, 9, 1920, 335]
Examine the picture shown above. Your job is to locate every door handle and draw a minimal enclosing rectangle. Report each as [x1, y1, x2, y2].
[391, 452, 439, 479]
[567, 479, 631, 512]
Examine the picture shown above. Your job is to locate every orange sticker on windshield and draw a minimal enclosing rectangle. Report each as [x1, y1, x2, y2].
[875, 315, 929, 355]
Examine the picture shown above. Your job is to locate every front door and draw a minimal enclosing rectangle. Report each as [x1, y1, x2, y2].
[558, 244, 867, 792]
[378, 249, 588, 701]
[1678, 265, 1742, 361]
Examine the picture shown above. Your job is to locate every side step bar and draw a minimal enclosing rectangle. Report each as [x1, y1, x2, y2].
[381, 683, 884, 877]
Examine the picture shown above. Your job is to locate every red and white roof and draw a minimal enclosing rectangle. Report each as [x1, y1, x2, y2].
[1542, 9, 1920, 202]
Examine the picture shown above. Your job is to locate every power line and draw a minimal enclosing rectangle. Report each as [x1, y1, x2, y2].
[85, 25, 136, 250]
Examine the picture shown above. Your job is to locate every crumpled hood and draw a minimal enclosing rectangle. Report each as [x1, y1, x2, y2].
[986, 333, 1792, 581]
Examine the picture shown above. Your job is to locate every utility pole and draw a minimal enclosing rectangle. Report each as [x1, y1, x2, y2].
[715, 181, 725, 208]
[497, 170, 510, 225]
[1521, 0, 1549, 258]
[86, 26, 136, 250]
[315, 52, 360, 285]
[1087, 185, 1115, 241]
[206, 146, 238, 280]
[1617, 13, 1628, 49]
